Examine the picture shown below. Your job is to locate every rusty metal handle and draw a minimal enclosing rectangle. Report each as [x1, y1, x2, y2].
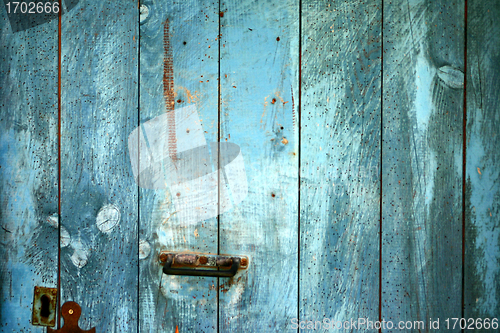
[162, 254, 241, 277]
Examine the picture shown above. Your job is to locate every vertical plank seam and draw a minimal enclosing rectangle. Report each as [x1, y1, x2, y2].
[137, 0, 141, 331]
[297, 0, 302, 330]
[217, 1, 221, 332]
[57, 0, 62, 329]
[379, 0, 384, 331]
[461, 0, 468, 329]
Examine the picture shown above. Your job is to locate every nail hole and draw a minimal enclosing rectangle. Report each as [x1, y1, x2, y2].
[271, 98, 276, 104]
[183, 41, 187, 45]
[271, 193, 276, 198]
[276, 37, 280, 41]
[176, 193, 181, 197]
[177, 99, 182, 103]
[280, 126, 284, 130]
[219, 11, 224, 17]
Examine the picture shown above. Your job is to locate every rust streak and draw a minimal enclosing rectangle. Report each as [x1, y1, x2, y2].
[163, 19, 176, 162]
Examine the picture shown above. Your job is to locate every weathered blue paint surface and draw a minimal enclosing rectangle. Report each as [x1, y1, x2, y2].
[139, 0, 220, 331]
[0, 0, 499, 332]
[300, 1, 381, 329]
[382, 0, 464, 330]
[59, 0, 139, 332]
[0, 6, 58, 332]
[219, 0, 299, 330]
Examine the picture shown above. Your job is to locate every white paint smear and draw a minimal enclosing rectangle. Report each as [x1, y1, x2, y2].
[128, 105, 248, 226]
[46, 214, 71, 248]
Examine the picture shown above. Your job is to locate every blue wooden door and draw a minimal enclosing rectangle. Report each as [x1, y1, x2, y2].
[1, 0, 499, 332]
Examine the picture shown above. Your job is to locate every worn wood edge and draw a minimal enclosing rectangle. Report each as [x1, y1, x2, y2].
[464, 0, 500, 321]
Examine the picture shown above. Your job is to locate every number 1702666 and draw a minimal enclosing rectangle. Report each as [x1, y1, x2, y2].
[5, 2, 60, 14]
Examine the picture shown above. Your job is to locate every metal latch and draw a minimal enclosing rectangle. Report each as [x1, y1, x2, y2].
[47, 301, 95, 333]
[159, 252, 249, 278]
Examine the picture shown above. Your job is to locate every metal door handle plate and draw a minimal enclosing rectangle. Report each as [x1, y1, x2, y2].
[160, 253, 248, 278]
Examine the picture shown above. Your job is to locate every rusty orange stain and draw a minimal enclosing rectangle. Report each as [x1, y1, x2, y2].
[175, 326, 179, 333]
[163, 19, 177, 163]
[176, 86, 199, 104]
[477, 167, 481, 175]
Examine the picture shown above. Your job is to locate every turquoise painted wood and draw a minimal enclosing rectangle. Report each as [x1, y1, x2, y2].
[465, 0, 500, 324]
[1, 0, 500, 332]
[300, 0, 381, 328]
[59, 1, 139, 332]
[0, 6, 58, 333]
[219, 0, 299, 330]
[382, 0, 464, 330]
[139, 0, 219, 331]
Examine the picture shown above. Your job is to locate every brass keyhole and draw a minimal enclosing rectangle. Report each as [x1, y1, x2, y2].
[40, 295, 51, 318]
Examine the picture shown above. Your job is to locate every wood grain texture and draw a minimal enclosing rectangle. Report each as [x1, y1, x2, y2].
[464, 0, 500, 326]
[59, 1, 138, 332]
[139, 0, 220, 331]
[382, 0, 464, 330]
[0, 8, 58, 333]
[300, 0, 381, 328]
[218, 0, 299, 330]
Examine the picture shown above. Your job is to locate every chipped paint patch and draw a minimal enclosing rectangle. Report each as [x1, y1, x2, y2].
[70, 240, 89, 269]
[46, 214, 58, 228]
[437, 65, 464, 89]
[96, 204, 121, 233]
[60, 226, 71, 248]
[139, 240, 151, 260]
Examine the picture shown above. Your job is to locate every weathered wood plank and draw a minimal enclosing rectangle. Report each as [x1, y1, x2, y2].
[464, 0, 500, 326]
[300, 0, 381, 329]
[0, 8, 58, 333]
[382, 0, 464, 330]
[218, 0, 299, 330]
[59, 1, 138, 332]
[138, 1, 220, 331]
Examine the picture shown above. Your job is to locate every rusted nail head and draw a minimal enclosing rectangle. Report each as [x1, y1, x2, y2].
[199, 256, 208, 264]
[240, 258, 248, 266]
[159, 253, 169, 263]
